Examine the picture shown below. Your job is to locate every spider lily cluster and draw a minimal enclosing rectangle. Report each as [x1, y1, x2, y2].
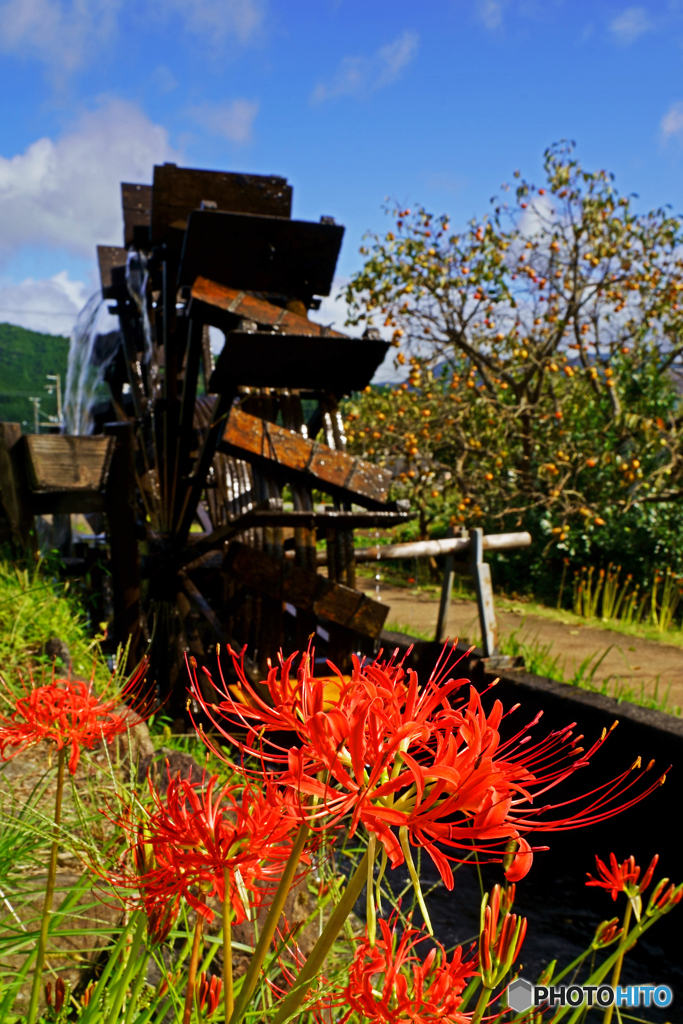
[0, 645, 679, 1023]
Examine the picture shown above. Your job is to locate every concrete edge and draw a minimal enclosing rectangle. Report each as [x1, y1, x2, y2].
[379, 629, 683, 741]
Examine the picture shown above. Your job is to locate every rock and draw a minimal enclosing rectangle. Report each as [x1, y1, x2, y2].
[136, 747, 205, 792]
[43, 637, 71, 671]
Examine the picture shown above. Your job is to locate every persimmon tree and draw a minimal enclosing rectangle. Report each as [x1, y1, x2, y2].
[342, 142, 683, 556]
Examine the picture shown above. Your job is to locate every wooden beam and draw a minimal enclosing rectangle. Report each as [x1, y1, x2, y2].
[469, 527, 498, 657]
[121, 183, 152, 247]
[151, 165, 292, 244]
[225, 542, 388, 639]
[191, 277, 346, 337]
[336, 531, 532, 564]
[97, 245, 127, 297]
[180, 507, 414, 564]
[207, 329, 389, 397]
[435, 529, 456, 645]
[220, 407, 393, 509]
[0, 423, 35, 548]
[178, 210, 343, 302]
[172, 316, 205, 530]
[104, 423, 142, 671]
[174, 390, 234, 546]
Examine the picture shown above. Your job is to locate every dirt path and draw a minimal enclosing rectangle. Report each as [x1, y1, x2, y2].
[359, 578, 683, 711]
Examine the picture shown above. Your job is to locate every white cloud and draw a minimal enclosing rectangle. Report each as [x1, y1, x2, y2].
[661, 101, 683, 140]
[0, 270, 89, 335]
[0, 99, 179, 261]
[187, 99, 259, 144]
[151, 64, 178, 94]
[609, 6, 652, 44]
[311, 30, 419, 104]
[0, 0, 264, 79]
[477, 0, 505, 30]
[0, 0, 120, 81]
[162, 0, 265, 44]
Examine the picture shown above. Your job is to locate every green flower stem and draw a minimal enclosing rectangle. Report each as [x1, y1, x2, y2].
[270, 847, 371, 1024]
[228, 823, 309, 1024]
[104, 912, 147, 1024]
[183, 913, 204, 1024]
[26, 745, 66, 1024]
[469, 982, 493, 1024]
[123, 944, 151, 1024]
[223, 867, 233, 1023]
[603, 900, 632, 1024]
[399, 827, 432, 934]
[78, 912, 144, 1024]
[556, 914, 659, 1024]
[366, 835, 377, 946]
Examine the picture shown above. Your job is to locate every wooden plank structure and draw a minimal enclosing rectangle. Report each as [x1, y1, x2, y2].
[122, 183, 152, 248]
[220, 408, 393, 507]
[0, 162, 415, 715]
[0, 160, 538, 714]
[224, 542, 388, 639]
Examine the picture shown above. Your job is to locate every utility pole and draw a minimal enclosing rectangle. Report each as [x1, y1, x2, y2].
[45, 374, 63, 429]
[28, 396, 41, 434]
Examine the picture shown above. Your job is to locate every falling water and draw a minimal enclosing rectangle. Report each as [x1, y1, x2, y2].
[126, 250, 153, 364]
[63, 293, 122, 435]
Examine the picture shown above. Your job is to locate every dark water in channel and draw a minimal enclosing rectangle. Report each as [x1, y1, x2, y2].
[353, 848, 681, 1024]
[344, 686, 683, 1024]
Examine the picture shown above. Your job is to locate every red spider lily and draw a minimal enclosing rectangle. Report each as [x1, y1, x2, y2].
[81, 982, 95, 1007]
[116, 770, 302, 924]
[198, 972, 222, 1016]
[592, 918, 622, 948]
[502, 838, 533, 882]
[145, 896, 180, 946]
[189, 645, 471, 768]
[646, 878, 683, 916]
[44, 978, 66, 1013]
[341, 914, 478, 1024]
[478, 885, 526, 989]
[189, 648, 668, 892]
[586, 853, 659, 901]
[0, 661, 149, 774]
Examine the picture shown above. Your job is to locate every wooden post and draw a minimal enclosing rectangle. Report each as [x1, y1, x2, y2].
[434, 529, 455, 644]
[0, 423, 35, 550]
[469, 527, 498, 657]
[104, 423, 142, 672]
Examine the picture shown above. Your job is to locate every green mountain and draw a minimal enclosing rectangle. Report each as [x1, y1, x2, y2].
[0, 323, 70, 429]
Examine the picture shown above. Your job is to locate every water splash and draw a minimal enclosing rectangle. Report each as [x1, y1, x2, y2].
[126, 250, 152, 364]
[63, 293, 121, 435]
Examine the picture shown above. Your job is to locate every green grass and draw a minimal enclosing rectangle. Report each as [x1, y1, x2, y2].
[0, 559, 109, 689]
[383, 620, 435, 642]
[498, 592, 683, 648]
[498, 625, 682, 716]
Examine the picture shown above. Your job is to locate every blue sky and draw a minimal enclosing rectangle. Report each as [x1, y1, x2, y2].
[2, 0, 683, 357]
